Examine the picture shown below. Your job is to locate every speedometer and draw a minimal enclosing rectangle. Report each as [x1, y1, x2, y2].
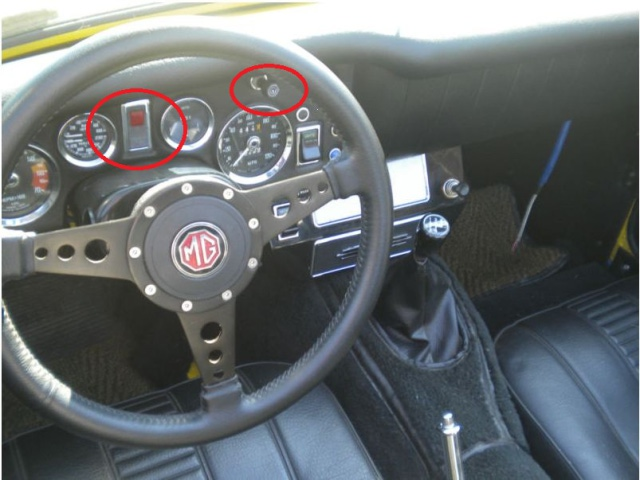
[2, 146, 59, 227]
[217, 106, 293, 185]
[58, 113, 117, 167]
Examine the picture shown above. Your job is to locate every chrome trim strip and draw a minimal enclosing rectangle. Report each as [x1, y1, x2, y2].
[310, 214, 423, 278]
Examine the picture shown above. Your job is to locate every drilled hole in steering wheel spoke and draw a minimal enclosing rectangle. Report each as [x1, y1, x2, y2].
[85, 239, 109, 263]
[208, 350, 223, 364]
[201, 322, 222, 344]
[57, 245, 75, 261]
[35, 247, 48, 260]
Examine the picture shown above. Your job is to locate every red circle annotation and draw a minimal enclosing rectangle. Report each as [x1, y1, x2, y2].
[87, 88, 187, 171]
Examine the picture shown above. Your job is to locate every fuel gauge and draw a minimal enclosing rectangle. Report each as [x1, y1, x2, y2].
[161, 97, 214, 151]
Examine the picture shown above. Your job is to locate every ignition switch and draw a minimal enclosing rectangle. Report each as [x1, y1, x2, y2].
[250, 74, 280, 98]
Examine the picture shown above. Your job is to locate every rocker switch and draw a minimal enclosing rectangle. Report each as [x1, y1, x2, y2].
[121, 99, 152, 153]
[272, 200, 291, 219]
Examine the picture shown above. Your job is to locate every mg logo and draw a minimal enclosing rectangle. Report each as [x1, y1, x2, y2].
[171, 223, 227, 277]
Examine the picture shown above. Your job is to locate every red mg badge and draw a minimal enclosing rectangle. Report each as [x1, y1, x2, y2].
[171, 223, 227, 277]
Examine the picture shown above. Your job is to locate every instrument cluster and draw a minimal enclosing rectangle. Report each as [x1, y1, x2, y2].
[2, 80, 343, 230]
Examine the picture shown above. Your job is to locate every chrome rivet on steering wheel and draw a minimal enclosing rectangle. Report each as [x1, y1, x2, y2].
[181, 300, 193, 312]
[223, 188, 234, 200]
[143, 206, 156, 218]
[144, 284, 157, 296]
[129, 247, 141, 258]
[221, 290, 232, 301]
[248, 218, 259, 229]
[181, 183, 193, 195]
[248, 258, 258, 269]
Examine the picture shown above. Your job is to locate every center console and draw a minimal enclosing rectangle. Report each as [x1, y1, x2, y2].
[270, 146, 467, 277]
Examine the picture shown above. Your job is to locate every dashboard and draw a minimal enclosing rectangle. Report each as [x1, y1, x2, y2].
[2, 54, 471, 277]
[3, 8, 636, 276]
[2, 67, 342, 232]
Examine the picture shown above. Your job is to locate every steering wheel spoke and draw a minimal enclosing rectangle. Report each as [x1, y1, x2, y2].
[33, 218, 134, 280]
[178, 301, 236, 385]
[243, 169, 335, 244]
[2, 218, 134, 282]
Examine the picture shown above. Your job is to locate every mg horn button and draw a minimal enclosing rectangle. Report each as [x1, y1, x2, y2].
[171, 222, 228, 277]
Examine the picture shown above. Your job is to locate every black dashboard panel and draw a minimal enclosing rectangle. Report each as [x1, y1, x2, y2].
[2, 66, 343, 233]
[2, 9, 637, 277]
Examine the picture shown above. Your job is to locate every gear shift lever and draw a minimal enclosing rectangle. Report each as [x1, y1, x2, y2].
[374, 213, 463, 365]
[415, 213, 451, 263]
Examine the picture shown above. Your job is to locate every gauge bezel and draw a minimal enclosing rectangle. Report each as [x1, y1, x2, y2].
[217, 105, 293, 186]
[161, 97, 215, 151]
[2, 144, 60, 227]
[57, 113, 117, 168]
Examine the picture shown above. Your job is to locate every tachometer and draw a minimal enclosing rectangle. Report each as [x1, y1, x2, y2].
[2, 146, 59, 227]
[58, 113, 117, 167]
[217, 106, 293, 185]
[161, 97, 214, 151]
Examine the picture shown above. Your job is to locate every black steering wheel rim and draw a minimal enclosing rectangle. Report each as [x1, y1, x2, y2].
[2, 17, 393, 447]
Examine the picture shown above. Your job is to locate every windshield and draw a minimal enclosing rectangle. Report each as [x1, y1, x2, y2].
[2, 1, 637, 59]
[1, 2, 294, 40]
[3, 1, 160, 38]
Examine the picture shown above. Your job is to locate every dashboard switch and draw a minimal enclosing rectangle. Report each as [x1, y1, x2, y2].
[297, 188, 311, 203]
[296, 125, 321, 164]
[278, 226, 300, 242]
[121, 99, 152, 154]
[128, 109, 145, 127]
[272, 200, 291, 219]
[442, 178, 469, 199]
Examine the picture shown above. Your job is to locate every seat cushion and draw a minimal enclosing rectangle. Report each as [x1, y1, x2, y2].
[495, 277, 639, 480]
[3, 362, 380, 480]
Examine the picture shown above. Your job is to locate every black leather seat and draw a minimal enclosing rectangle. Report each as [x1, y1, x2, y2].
[496, 277, 639, 480]
[3, 362, 380, 479]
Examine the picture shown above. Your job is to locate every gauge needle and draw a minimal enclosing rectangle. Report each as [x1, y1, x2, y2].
[232, 147, 250, 168]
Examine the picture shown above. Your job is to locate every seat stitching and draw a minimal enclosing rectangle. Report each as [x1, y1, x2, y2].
[166, 389, 216, 480]
[568, 308, 639, 380]
[495, 277, 638, 343]
[518, 325, 639, 464]
[237, 369, 297, 480]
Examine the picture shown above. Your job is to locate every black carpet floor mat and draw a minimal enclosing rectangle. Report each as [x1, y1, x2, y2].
[235, 251, 548, 479]
[2, 275, 154, 440]
[441, 185, 568, 298]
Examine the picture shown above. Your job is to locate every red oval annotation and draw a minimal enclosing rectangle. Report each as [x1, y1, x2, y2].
[87, 88, 187, 171]
[229, 64, 309, 116]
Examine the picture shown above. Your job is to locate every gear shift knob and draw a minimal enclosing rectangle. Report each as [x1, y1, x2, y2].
[415, 213, 450, 261]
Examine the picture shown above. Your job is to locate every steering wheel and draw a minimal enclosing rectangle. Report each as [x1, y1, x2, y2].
[2, 17, 392, 448]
